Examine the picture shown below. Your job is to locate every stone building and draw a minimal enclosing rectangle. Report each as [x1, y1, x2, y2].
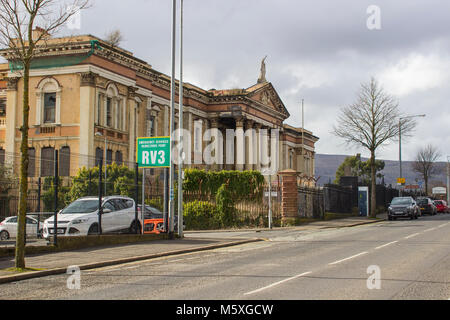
[0, 32, 319, 186]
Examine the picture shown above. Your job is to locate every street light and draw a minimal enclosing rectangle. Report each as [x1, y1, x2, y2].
[447, 156, 450, 205]
[95, 131, 107, 195]
[399, 114, 426, 196]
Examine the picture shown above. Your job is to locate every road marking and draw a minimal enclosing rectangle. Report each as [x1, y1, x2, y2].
[329, 252, 369, 265]
[404, 233, 420, 239]
[375, 241, 398, 250]
[244, 271, 312, 296]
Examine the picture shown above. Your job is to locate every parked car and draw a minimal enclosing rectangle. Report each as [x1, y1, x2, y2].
[433, 200, 449, 213]
[387, 197, 420, 220]
[0, 216, 43, 240]
[416, 197, 437, 216]
[138, 205, 184, 234]
[42, 196, 141, 239]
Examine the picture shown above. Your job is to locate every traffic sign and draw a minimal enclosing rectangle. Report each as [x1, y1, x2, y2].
[137, 137, 171, 168]
[397, 177, 406, 185]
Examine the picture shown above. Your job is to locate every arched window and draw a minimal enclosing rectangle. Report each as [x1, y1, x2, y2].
[106, 149, 113, 166]
[105, 84, 119, 129]
[59, 146, 70, 176]
[41, 147, 55, 177]
[36, 78, 61, 125]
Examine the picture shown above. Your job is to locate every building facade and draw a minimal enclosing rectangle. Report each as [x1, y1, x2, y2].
[0, 32, 319, 186]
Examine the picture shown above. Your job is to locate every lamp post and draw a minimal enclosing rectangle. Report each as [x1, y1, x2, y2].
[447, 156, 450, 205]
[95, 131, 107, 195]
[399, 114, 425, 196]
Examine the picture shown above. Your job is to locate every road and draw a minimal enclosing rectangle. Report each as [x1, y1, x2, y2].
[0, 214, 449, 300]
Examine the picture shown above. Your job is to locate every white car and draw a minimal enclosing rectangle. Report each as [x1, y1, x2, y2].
[0, 216, 43, 240]
[42, 196, 141, 238]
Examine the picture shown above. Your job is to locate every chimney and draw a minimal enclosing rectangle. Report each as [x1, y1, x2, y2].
[32, 27, 51, 41]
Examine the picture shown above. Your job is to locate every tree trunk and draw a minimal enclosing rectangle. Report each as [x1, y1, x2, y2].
[370, 152, 377, 218]
[15, 61, 30, 269]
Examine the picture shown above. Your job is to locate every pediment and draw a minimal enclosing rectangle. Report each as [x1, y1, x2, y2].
[247, 82, 289, 117]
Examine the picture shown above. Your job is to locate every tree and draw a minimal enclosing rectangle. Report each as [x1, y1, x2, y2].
[105, 29, 123, 48]
[411, 144, 441, 196]
[335, 155, 385, 185]
[332, 78, 416, 218]
[0, 0, 89, 269]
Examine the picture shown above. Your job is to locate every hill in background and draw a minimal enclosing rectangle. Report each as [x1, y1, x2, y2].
[315, 154, 447, 189]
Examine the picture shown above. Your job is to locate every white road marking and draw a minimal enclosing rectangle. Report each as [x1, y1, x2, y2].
[244, 271, 312, 296]
[404, 233, 421, 239]
[375, 241, 398, 250]
[328, 252, 369, 265]
[423, 227, 438, 232]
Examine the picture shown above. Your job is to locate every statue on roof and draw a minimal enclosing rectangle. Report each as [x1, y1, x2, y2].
[257, 55, 268, 83]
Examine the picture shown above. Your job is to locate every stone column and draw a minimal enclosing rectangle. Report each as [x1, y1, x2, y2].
[210, 118, 221, 171]
[79, 72, 97, 168]
[254, 123, 262, 171]
[279, 169, 299, 226]
[244, 120, 254, 171]
[235, 117, 245, 171]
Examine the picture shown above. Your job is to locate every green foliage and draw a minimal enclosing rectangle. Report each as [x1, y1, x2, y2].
[183, 201, 221, 230]
[42, 176, 70, 212]
[67, 163, 139, 203]
[0, 164, 15, 195]
[335, 156, 385, 184]
[146, 198, 163, 212]
[183, 169, 265, 201]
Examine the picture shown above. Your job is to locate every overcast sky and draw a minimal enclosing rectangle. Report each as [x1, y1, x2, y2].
[8, 0, 450, 162]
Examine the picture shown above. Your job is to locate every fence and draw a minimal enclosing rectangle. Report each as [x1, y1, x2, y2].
[298, 187, 324, 219]
[323, 185, 354, 214]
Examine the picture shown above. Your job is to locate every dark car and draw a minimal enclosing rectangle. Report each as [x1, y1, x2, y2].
[416, 197, 437, 215]
[388, 197, 420, 220]
[433, 200, 449, 213]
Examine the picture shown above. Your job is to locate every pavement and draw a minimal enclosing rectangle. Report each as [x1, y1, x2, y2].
[0, 214, 386, 284]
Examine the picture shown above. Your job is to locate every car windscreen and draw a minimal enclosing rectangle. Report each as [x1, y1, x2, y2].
[390, 198, 412, 205]
[416, 199, 428, 205]
[61, 200, 99, 214]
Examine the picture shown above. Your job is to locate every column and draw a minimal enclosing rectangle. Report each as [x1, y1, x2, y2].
[79, 72, 96, 168]
[245, 120, 254, 171]
[254, 123, 262, 171]
[5, 78, 19, 169]
[235, 118, 245, 171]
[279, 169, 299, 226]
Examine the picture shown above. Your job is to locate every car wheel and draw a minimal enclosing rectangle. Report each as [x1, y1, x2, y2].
[129, 220, 141, 234]
[88, 224, 99, 235]
[0, 230, 10, 240]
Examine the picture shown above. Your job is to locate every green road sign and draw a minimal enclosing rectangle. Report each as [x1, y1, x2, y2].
[137, 137, 171, 168]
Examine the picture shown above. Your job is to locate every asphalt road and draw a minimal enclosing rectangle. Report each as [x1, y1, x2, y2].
[1, 214, 449, 300]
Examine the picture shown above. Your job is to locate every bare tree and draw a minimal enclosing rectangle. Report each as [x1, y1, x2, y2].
[412, 144, 441, 195]
[332, 77, 416, 218]
[105, 29, 123, 48]
[0, 0, 89, 269]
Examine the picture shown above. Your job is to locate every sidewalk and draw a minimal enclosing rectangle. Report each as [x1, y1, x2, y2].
[0, 214, 386, 284]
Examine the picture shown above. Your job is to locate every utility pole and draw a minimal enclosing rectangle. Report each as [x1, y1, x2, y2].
[177, 0, 184, 238]
[168, 0, 177, 239]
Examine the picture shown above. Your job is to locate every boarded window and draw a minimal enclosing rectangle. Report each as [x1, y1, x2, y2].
[41, 147, 55, 176]
[59, 146, 70, 176]
[115, 151, 123, 165]
[0, 98, 5, 117]
[0, 148, 5, 166]
[106, 149, 113, 165]
[95, 147, 103, 167]
[28, 148, 36, 177]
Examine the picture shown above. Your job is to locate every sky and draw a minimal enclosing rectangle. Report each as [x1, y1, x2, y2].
[4, 0, 450, 162]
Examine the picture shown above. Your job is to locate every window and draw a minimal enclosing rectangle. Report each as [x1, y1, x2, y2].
[106, 97, 112, 127]
[95, 147, 103, 167]
[41, 147, 55, 177]
[44, 92, 56, 123]
[59, 146, 70, 176]
[0, 148, 4, 166]
[106, 149, 113, 165]
[146, 110, 155, 137]
[103, 201, 116, 212]
[0, 98, 5, 117]
[7, 217, 17, 223]
[115, 151, 123, 165]
[28, 148, 36, 177]
[117, 100, 123, 130]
